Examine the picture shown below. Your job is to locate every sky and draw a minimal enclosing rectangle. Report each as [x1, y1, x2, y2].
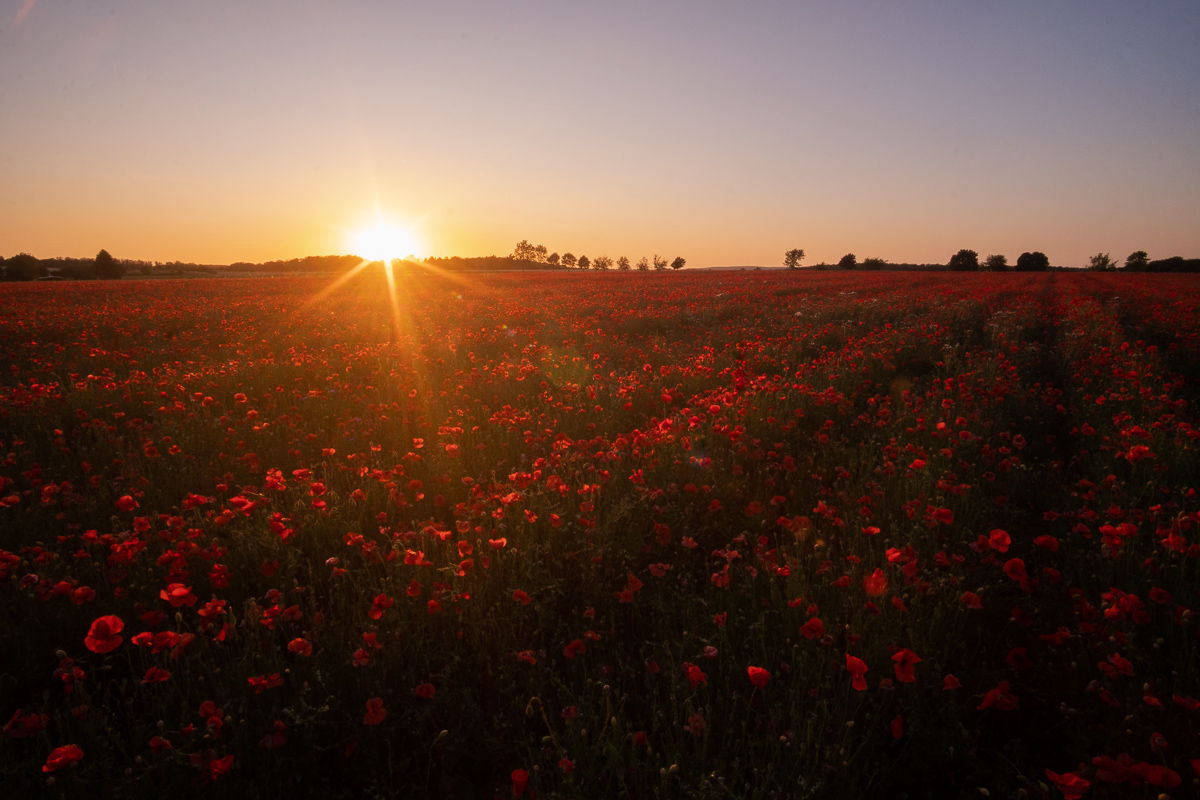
[1, 1, 1198, 268]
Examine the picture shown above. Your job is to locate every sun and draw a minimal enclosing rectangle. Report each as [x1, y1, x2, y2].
[350, 221, 423, 262]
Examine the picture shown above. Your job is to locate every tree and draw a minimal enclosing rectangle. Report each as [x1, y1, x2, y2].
[948, 249, 979, 271]
[983, 254, 1008, 271]
[861, 257, 887, 270]
[5, 252, 43, 281]
[561, 252, 577, 268]
[533, 244, 548, 262]
[837, 253, 857, 270]
[1015, 251, 1049, 272]
[94, 249, 125, 279]
[511, 240, 538, 260]
[546, 252, 560, 266]
[1124, 250, 1149, 271]
[670, 256, 686, 270]
[783, 249, 805, 269]
[593, 255, 613, 271]
[577, 255, 590, 270]
[652, 255, 668, 270]
[1088, 252, 1116, 271]
[617, 256, 631, 271]
[636, 257, 650, 271]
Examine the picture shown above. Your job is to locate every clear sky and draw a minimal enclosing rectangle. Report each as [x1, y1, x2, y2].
[2, 0, 1198, 267]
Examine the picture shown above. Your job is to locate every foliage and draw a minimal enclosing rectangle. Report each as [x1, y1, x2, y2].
[861, 257, 887, 270]
[1015, 251, 1050, 272]
[617, 256, 631, 271]
[228, 255, 363, 273]
[0, 272, 1198, 799]
[983, 254, 1008, 272]
[93, 250, 124, 280]
[670, 257, 686, 271]
[948, 249, 979, 271]
[836, 253, 857, 270]
[783, 249, 805, 270]
[652, 255, 668, 271]
[1124, 251, 1149, 271]
[1088, 253, 1116, 272]
[636, 257, 650, 271]
[561, 252, 577, 268]
[578, 255, 591, 270]
[593, 255, 614, 271]
[3, 253, 45, 281]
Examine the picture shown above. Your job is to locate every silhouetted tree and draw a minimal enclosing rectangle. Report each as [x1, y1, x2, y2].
[1124, 251, 1149, 271]
[670, 256, 686, 270]
[861, 257, 887, 270]
[837, 253, 857, 270]
[512, 240, 538, 260]
[533, 244, 548, 262]
[617, 256, 631, 271]
[783, 248, 805, 269]
[593, 255, 613, 271]
[1088, 252, 1116, 271]
[984, 254, 1008, 271]
[636, 257, 650, 271]
[1015, 251, 1049, 272]
[94, 249, 125, 279]
[578, 255, 590, 270]
[547, 252, 560, 266]
[652, 255, 668, 271]
[561, 252, 577, 268]
[948, 249, 979, 271]
[5, 253, 44, 281]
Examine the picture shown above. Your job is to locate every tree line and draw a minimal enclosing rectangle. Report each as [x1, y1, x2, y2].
[512, 240, 685, 271]
[0, 250, 132, 281]
[782, 247, 1200, 272]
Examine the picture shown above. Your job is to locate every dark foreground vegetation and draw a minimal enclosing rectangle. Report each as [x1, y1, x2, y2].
[0, 271, 1198, 798]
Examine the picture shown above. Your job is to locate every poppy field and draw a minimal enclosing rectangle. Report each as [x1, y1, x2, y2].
[1, 269, 1199, 798]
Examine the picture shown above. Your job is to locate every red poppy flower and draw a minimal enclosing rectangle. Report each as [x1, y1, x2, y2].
[210, 754, 234, 779]
[1044, 769, 1089, 799]
[889, 714, 903, 740]
[363, 698, 386, 725]
[84, 615, 124, 654]
[114, 495, 138, 511]
[988, 529, 1011, 552]
[512, 589, 531, 605]
[891, 649, 921, 683]
[961, 591, 983, 609]
[845, 655, 868, 691]
[259, 720, 287, 750]
[415, 683, 435, 699]
[287, 638, 312, 657]
[368, 593, 394, 619]
[511, 768, 529, 796]
[563, 639, 586, 659]
[141, 666, 171, 684]
[800, 617, 825, 639]
[43, 743, 84, 772]
[863, 568, 888, 596]
[977, 680, 1018, 711]
[1002, 558, 1027, 582]
[747, 666, 770, 688]
[160, 583, 197, 608]
[943, 674, 960, 690]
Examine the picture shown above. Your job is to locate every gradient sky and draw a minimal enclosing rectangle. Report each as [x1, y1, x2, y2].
[2, 1, 1198, 267]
